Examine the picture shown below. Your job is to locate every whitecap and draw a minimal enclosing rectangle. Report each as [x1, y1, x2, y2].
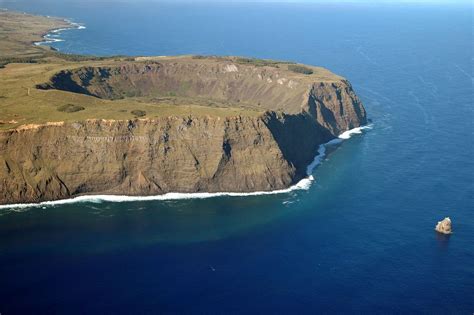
[0, 125, 371, 210]
[338, 125, 372, 140]
[34, 19, 86, 46]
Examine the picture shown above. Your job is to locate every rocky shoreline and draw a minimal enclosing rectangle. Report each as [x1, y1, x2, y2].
[0, 14, 368, 205]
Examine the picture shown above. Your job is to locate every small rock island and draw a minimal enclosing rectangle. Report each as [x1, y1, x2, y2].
[0, 11, 367, 205]
[435, 217, 453, 235]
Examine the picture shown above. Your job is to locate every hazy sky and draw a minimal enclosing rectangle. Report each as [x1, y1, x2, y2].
[1, 0, 471, 5]
[101, 0, 473, 6]
[181, 0, 470, 2]
[112, 0, 470, 2]
[4, 0, 469, 3]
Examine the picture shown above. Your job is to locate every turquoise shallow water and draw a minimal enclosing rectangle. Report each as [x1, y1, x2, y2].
[0, 1, 473, 313]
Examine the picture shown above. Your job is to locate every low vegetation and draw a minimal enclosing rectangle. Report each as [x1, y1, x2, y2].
[288, 65, 314, 75]
[235, 57, 295, 67]
[192, 55, 296, 68]
[192, 55, 211, 59]
[44, 51, 126, 62]
[0, 11, 341, 130]
[57, 104, 85, 113]
[0, 56, 39, 68]
[0, 11, 70, 59]
[0, 11, 133, 68]
[131, 110, 146, 117]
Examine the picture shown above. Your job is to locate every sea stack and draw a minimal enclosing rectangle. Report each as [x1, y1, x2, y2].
[435, 217, 452, 234]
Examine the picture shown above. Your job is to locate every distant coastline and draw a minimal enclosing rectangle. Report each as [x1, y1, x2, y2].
[0, 7, 85, 53]
[0, 10, 369, 206]
[34, 17, 86, 48]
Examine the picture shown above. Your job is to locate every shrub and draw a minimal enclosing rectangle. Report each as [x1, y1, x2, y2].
[235, 57, 295, 67]
[192, 55, 223, 60]
[288, 65, 313, 75]
[0, 57, 39, 68]
[57, 104, 85, 113]
[131, 109, 146, 117]
[46, 51, 125, 62]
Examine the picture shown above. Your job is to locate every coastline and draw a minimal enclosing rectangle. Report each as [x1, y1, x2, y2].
[0, 10, 370, 210]
[0, 125, 372, 210]
[33, 17, 85, 47]
[0, 8, 85, 48]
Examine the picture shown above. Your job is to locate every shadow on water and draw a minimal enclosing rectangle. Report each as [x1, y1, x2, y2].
[0, 191, 310, 255]
[0, 131, 370, 255]
[435, 231, 451, 251]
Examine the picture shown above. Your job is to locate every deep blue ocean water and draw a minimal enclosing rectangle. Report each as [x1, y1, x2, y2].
[0, 1, 473, 313]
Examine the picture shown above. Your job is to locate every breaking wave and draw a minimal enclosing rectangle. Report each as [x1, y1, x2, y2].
[34, 19, 85, 46]
[0, 125, 372, 210]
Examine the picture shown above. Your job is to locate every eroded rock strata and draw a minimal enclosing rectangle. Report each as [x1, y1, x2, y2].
[0, 58, 367, 204]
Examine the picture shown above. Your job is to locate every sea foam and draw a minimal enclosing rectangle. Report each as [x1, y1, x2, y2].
[0, 125, 372, 210]
[34, 19, 85, 46]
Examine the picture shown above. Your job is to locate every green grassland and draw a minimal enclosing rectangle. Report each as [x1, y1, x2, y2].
[0, 61, 265, 130]
[0, 10, 342, 130]
[0, 11, 69, 60]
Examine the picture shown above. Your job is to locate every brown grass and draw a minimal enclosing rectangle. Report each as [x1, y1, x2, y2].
[0, 10, 344, 130]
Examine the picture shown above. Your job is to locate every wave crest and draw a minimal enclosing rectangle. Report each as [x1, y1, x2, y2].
[34, 19, 86, 47]
[0, 125, 372, 209]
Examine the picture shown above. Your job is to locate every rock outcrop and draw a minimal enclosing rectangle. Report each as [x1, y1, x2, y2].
[0, 58, 367, 204]
[36, 59, 366, 128]
[435, 217, 453, 234]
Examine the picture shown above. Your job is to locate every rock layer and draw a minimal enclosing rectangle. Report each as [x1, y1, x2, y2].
[0, 59, 367, 204]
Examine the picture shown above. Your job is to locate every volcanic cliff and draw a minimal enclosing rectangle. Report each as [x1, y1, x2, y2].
[0, 57, 367, 204]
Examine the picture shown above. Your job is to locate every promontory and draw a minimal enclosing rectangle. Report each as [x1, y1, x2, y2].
[0, 10, 367, 205]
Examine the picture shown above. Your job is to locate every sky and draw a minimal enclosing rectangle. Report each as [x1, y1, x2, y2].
[109, 0, 471, 2]
[95, 0, 474, 7]
[1, 0, 472, 6]
[182, 0, 471, 2]
[1, 0, 471, 2]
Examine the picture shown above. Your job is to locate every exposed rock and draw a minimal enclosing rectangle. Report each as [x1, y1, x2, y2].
[0, 59, 368, 204]
[435, 217, 452, 234]
[35, 60, 367, 126]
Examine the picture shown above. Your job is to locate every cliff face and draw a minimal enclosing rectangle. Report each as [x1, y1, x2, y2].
[305, 80, 367, 136]
[0, 58, 367, 204]
[0, 115, 307, 203]
[37, 61, 367, 121]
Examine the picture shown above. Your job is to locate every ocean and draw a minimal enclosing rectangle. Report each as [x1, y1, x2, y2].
[0, 1, 473, 313]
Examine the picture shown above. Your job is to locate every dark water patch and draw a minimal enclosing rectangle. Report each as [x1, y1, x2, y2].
[1, 1, 473, 313]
